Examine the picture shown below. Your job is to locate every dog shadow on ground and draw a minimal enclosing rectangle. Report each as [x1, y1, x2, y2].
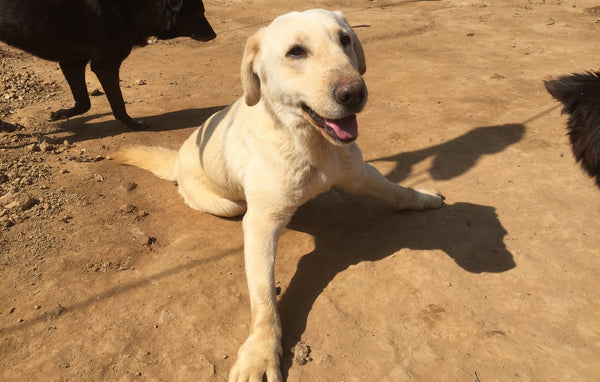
[371, 123, 526, 182]
[0, 106, 227, 149]
[278, 122, 525, 378]
[52, 105, 227, 144]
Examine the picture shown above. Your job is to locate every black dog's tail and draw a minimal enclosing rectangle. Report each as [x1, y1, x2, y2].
[545, 71, 600, 188]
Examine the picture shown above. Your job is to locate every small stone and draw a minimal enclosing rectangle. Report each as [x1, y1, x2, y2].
[5, 194, 38, 211]
[39, 141, 55, 152]
[292, 342, 312, 365]
[36, 134, 60, 145]
[120, 204, 137, 213]
[136, 210, 149, 220]
[1, 216, 14, 228]
[194, 355, 216, 378]
[134, 79, 147, 86]
[89, 88, 103, 96]
[131, 227, 153, 245]
[119, 181, 137, 192]
[45, 304, 66, 319]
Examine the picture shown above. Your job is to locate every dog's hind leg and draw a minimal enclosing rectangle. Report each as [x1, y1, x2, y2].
[177, 178, 247, 217]
[91, 59, 147, 130]
[185, 191, 246, 218]
[49, 60, 91, 121]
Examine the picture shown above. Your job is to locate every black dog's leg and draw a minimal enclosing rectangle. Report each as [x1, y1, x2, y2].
[49, 60, 91, 121]
[91, 59, 148, 130]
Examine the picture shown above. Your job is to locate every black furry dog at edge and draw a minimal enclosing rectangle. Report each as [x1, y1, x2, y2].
[545, 71, 600, 188]
[0, 0, 216, 130]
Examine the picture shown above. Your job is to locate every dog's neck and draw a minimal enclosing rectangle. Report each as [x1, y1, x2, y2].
[254, 99, 342, 168]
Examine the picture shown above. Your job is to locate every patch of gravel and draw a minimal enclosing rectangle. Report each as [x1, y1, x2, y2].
[1, 52, 61, 119]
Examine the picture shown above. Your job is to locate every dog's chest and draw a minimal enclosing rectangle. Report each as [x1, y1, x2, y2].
[281, 154, 342, 206]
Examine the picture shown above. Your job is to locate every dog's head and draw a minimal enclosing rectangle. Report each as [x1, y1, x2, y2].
[241, 9, 367, 145]
[153, 0, 216, 42]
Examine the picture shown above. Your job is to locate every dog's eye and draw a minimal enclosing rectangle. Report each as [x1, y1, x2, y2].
[339, 32, 351, 47]
[286, 45, 307, 58]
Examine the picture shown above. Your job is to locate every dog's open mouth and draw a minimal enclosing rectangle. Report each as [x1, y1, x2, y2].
[301, 104, 358, 144]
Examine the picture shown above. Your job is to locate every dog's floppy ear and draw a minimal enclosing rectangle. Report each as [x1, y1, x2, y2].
[350, 29, 367, 75]
[241, 30, 263, 106]
[334, 10, 367, 75]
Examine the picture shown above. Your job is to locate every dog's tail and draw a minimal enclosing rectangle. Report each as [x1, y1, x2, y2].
[113, 145, 178, 181]
[544, 71, 600, 188]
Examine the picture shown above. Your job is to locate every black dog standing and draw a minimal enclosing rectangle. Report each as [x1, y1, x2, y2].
[0, 0, 216, 130]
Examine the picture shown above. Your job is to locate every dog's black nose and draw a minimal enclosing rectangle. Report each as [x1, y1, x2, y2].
[334, 78, 366, 110]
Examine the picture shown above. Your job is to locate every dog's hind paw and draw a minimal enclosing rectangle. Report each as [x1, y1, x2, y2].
[49, 108, 72, 121]
[125, 118, 150, 131]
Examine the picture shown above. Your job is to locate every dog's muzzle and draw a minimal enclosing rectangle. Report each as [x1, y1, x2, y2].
[302, 104, 359, 144]
[301, 77, 367, 144]
[334, 77, 367, 112]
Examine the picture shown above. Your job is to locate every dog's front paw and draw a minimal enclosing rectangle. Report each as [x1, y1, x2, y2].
[415, 188, 444, 209]
[229, 333, 282, 382]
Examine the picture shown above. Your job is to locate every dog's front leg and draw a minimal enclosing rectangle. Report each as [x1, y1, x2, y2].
[229, 207, 290, 382]
[90, 58, 148, 130]
[341, 162, 443, 210]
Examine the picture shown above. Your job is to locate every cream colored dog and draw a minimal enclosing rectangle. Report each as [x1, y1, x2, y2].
[115, 9, 443, 382]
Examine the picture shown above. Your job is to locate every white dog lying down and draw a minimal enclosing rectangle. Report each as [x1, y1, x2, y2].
[115, 9, 443, 382]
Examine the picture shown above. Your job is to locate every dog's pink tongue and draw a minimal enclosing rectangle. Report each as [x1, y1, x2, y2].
[324, 114, 358, 140]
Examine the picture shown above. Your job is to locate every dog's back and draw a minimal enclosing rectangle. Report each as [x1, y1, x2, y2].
[0, 0, 132, 60]
[545, 72, 600, 188]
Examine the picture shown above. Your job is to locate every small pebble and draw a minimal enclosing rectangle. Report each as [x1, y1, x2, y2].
[292, 342, 312, 365]
[119, 182, 137, 192]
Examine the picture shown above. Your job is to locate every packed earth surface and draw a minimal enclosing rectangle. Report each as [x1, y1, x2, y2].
[1, 1, 599, 381]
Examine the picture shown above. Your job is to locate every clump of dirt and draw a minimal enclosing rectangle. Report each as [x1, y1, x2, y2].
[292, 342, 312, 365]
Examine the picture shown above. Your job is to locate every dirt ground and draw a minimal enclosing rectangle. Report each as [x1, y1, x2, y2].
[1, 0, 599, 381]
